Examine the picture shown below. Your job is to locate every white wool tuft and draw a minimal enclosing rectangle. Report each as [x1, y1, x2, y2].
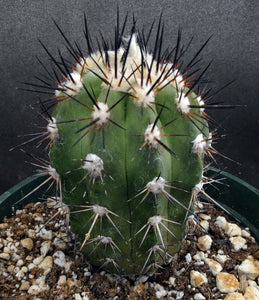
[176, 94, 190, 114]
[55, 71, 83, 97]
[91, 102, 110, 126]
[144, 124, 160, 147]
[83, 153, 104, 178]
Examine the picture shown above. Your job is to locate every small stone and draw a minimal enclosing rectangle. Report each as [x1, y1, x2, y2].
[33, 256, 44, 265]
[21, 238, 34, 251]
[57, 275, 67, 286]
[16, 269, 25, 280]
[74, 294, 82, 300]
[154, 283, 167, 298]
[238, 256, 259, 280]
[205, 258, 223, 276]
[194, 293, 206, 300]
[215, 216, 227, 229]
[28, 263, 36, 270]
[27, 229, 36, 238]
[190, 270, 208, 287]
[200, 220, 209, 231]
[21, 266, 28, 273]
[193, 251, 206, 261]
[224, 293, 245, 300]
[39, 256, 53, 271]
[169, 276, 176, 286]
[214, 253, 229, 264]
[28, 284, 41, 295]
[248, 279, 257, 287]
[241, 229, 251, 238]
[185, 253, 192, 264]
[216, 272, 239, 293]
[53, 250, 66, 267]
[0, 223, 9, 230]
[53, 237, 66, 250]
[40, 241, 51, 257]
[20, 280, 30, 291]
[64, 261, 73, 272]
[3, 246, 11, 254]
[16, 259, 24, 267]
[225, 223, 242, 237]
[197, 235, 212, 251]
[7, 265, 15, 272]
[67, 277, 75, 288]
[230, 236, 246, 251]
[0, 253, 10, 260]
[39, 228, 52, 240]
[198, 213, 211, 221]
[244, 285, 259, 300]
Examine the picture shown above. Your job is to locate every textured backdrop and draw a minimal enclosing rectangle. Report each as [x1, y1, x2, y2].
[1, 0, 258, 194]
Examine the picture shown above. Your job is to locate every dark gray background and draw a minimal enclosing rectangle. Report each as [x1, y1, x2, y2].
[1, 0, 258, 195]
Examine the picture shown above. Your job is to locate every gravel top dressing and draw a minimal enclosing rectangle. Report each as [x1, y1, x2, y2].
[0, 200, 258, 300]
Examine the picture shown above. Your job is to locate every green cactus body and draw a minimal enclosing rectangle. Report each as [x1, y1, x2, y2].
[23, 16, 215, 275]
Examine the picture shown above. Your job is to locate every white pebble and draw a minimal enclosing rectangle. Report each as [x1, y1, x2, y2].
[169, 276, 176, 286]
[193, 251, 206, 261]
[244, 285, 259, 300]
[205, 258, 223, 276]
[53, 250, 66, 267]
[215, 216, 227, 229]
[241, 229, 251, 238]
[16, 259, 24, 267]
[175, 291, 184, 299]
[39, 256, 53, 273]
[57, 275, 67, 286]
[238, 256, 259, 280]
[53, 237, 66, 250]
[33, 256, 44, 265]
[28, 284, 41, 295]
[27, 229, 36, 238]
[185, 253, 192, 264]
[40, 241, 51, 257]
[154, 283, 167, 298]
[0, 253, 10, 260]
[28, 263, 36, 270]
[39, 228, 53, 240]
[197, 235, 212, 251]
[198, 213, 211, 221]
[216, 272, 239, 293]
[74, 294, 82, 300]
[229, 236, 247, 251]
[21, 266, 28, 273]
[3, 246, 11, 254]
[190, 270, 208, 287]
[194, 261, 205, 266]
[194, 293, 206, 300]
[176, 267, 185, 276]
[224, 292, 245, 300]
[15, 269, 25, 280]
[200, 220, 209, 231]
[225, 223, 242, 237]
[20, 280, 30, 291]
[214, 254, 229, 264]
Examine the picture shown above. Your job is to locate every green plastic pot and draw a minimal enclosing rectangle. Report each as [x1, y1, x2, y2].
[0, 169, 258, 241]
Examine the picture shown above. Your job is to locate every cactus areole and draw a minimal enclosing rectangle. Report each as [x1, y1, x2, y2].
[30, 15, 216, 275]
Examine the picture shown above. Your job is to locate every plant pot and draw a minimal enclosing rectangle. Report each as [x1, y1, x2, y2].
[1, 168, 259, 299]
[1, 168, 258, 241]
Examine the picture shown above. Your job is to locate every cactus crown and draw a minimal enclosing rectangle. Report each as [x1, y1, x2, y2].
[18, 12, 227, 275]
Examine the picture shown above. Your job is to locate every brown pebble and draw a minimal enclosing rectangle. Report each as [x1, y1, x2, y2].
[21, 238, 34, 251]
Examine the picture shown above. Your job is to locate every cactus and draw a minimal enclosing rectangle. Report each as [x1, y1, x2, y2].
[20, 14, 226, 275]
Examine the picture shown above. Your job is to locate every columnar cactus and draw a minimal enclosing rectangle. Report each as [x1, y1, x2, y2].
[23, 14, 219, 275]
